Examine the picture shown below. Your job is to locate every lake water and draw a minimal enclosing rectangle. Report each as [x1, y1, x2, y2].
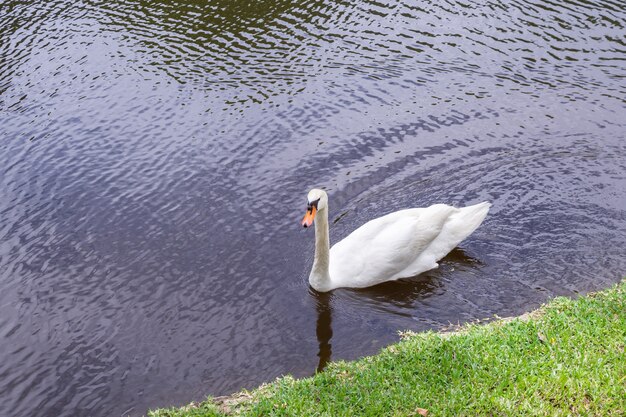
[1, 0, 625, 415]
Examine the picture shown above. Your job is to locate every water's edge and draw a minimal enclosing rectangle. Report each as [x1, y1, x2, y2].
[152, 278, 626, 415]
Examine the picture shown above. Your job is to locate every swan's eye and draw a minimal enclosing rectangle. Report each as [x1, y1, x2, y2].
[307, 198, 320, 212]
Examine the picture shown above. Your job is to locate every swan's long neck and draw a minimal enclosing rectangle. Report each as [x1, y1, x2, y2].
[310, 207, 332, 292]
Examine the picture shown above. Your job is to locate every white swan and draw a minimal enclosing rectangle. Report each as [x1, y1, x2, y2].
[301, 189, 491, 292]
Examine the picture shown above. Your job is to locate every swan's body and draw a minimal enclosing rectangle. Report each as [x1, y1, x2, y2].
[301, 189, 491, 292]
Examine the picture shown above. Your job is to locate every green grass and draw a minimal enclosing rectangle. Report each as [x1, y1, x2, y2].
[150, 280, 626, 417]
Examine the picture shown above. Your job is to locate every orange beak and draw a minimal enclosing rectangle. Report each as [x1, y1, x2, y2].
[301, 205, 317, 228]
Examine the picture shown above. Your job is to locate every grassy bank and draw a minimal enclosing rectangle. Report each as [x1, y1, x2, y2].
[151, 280, 625, 416]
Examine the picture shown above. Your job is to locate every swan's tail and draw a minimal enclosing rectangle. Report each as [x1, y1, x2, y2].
[455, 201, 492, 238]
[414, 201, 491, 270]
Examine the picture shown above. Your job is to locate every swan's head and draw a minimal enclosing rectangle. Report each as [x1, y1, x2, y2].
[301, 188, 328, 228]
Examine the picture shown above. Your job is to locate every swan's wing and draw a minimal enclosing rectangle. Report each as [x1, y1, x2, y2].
[329, 205, 456, 288]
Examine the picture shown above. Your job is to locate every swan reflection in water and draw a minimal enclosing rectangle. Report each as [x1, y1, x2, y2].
[310, 247, 484, 372]
[313, 291, 333, 373]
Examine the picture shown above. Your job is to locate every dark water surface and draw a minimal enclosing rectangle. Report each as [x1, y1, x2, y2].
[1, 0, 625, 415]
